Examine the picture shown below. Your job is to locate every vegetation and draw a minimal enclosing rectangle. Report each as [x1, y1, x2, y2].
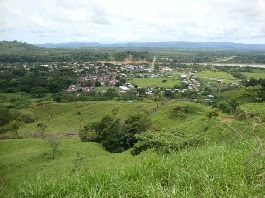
[129, 77, 180, 88]
[79, 113, 151, 152]
[0, 41, 265, 197]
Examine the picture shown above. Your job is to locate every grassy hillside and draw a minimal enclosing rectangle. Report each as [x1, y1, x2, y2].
[16, 101, 156, 137]
[1, 100, 264, 197]
[1, 139, 263, 197]
[0, 138, 135, 197]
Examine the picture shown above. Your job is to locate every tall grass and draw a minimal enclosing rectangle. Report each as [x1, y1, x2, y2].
[19, 142, 264, 198]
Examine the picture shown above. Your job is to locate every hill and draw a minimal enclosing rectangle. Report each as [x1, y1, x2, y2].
[36, 41, 265, 50]
[0, 40, 40, 51]
[0, 100, 264, 197]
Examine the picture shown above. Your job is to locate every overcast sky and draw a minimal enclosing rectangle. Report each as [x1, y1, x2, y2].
[0, 0, 265, 44]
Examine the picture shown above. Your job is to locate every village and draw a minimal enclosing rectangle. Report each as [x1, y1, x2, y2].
[48, 60, 241, 103]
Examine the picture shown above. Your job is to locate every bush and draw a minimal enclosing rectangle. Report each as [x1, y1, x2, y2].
[171, 105, 199, 118]
[131, 128, 206, 155]
[79, 114, 151, 152]
[16, 111, 36, 123]
[206, 108, 219, 118]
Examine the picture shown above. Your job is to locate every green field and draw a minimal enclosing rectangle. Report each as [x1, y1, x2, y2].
[241, 71, 265, 79]
[197, 70, 237, 83]
[1, 101, 265, 197]
[239, 103, 265, 120]
[1, 139, 263, 197]
[17, 101, 156, 137]
[129, 76, 180, 88]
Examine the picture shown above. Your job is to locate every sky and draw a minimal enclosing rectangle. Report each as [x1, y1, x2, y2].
[0, 0, 265, 44]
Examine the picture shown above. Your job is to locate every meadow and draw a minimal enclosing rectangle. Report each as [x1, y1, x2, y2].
[129, 76, 180, 88]
[1, 100, 265, 197]
[17, 101, 156, 137]
[241, 69, 265, 79]
[197, 70, 237, 83]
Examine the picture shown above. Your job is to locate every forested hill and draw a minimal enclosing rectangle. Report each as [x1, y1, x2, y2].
[0, 41, 148, 63]
[0, 40, 40, 51]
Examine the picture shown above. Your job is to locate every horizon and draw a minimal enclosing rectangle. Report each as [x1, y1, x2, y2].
[0, 0, 265, 44]
[2, 40, 265, 45]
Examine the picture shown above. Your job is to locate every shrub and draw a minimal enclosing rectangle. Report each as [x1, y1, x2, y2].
[131, 128, 206, 155]
[79, 114, 151, 153]
[206, 108, 220, 118]
[171, 105, 199, 118]
[16, 111, 36, 123]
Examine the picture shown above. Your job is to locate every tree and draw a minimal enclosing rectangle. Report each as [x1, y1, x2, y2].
[8, 120, 22, 139]
[79, 113, 151, 152]
[123, 113, 151, 148]
[0, 107, 12, 127]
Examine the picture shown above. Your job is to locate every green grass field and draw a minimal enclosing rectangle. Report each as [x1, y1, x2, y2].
[197, 70, 237, 83]
[129, 76, 180, 88]
[240, 70, 265, 79]
[0, 138, 136, 197]
[239, 103, 265, 120]
[1, 100, 265, 197]
[16, 101, 156, 137]
[1, 138, 263, 197]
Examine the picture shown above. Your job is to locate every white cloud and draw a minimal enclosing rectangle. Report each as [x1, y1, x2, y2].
[0, 0, 264, 43]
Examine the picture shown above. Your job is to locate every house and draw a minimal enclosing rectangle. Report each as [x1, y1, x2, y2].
[181, 75, 187, 78]
[67, 85, 76, 92]
[82, 87, 94, 93]
[161, 67, 173, 72]
[109, 80, 117, 86]
[119, 86, 130, 93]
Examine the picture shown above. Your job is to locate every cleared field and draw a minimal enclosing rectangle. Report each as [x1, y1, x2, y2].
[197, 70, 237, 83]
[129, 76, 180, 88]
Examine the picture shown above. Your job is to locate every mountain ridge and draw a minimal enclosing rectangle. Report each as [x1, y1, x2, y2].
[35, 41, 265, 50]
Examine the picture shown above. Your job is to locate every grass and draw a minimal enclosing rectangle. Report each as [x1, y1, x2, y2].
[240, 71, 265, 79]
[129, 76, 180, 88]
[95, 86, 119, 92]
[239, 103, 265, 120]
[197, 70, 237, 83]
[18, 142, 264, 197]
[1, 100, 264, 197]
[0, 138, 134, 197]
[16, 101, 156, 137]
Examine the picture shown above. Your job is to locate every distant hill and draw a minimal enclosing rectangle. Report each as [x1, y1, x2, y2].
[0, 40, 40, 51]
[36, 41, 265, 50]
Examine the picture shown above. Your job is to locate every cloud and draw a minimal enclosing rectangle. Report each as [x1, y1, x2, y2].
[0, 0, 264, 43]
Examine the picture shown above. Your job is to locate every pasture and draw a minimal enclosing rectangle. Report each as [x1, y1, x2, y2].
[129, 76, 180, 88]
[197, 70, 237, 83]
[240, 70, 265, 79]
[17, 101, 156, 137]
